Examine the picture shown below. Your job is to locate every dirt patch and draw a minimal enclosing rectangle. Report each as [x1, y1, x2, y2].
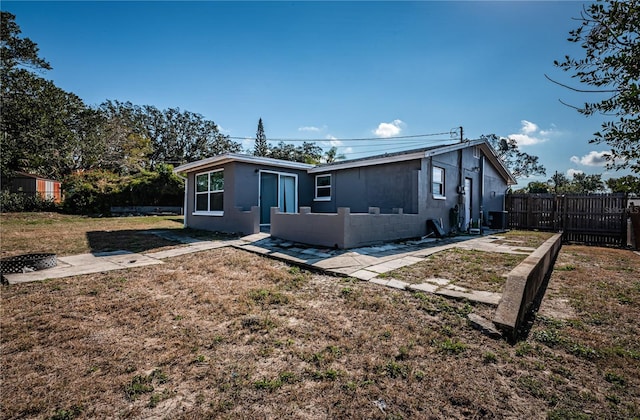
[2, 243, 639, 418]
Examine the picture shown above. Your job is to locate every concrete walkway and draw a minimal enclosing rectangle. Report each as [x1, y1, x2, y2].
[4, 230, 534, 306]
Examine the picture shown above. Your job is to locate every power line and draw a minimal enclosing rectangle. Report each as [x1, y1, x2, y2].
[228, 131, 453, 143]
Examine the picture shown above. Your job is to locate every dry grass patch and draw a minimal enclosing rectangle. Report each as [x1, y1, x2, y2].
[1, 241, 639, 418]
[385, 248, 526, 292]
[495, 230, 555, 248]
[0, 212, 223, 257]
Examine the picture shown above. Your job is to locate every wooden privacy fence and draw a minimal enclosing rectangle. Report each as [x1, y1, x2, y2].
[505, 193, 628, 246]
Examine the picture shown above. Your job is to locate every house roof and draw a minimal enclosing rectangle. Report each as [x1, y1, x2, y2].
[174, 140, 517, 185]
[309, 139, 517, 185]
[173, 153, 315, 174]
[12, 171, 60, 183]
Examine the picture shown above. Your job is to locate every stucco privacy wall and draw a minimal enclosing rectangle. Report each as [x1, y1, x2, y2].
[311, 160, 422, 214]
[270, 207, 425, 249]
[184, 160, 312, 234]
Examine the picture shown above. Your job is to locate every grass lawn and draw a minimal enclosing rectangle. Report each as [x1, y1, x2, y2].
[1, 216, 638, 418]
[496, 230, 555, 248]
[384, 248, 527, 293]
[0, 212, 226, 258]
[384, 231, 555, 293]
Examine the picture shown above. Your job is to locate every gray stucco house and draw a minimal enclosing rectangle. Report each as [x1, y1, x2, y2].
[174, 139, 516, 248]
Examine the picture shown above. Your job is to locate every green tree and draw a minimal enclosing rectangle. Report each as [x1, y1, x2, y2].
[0, 11, 51, 75]
[254, 118, 269, 157]
[527, 181, 550, 193]
[571, 172, 605, 194]
[99, 101, 241, 168]
[1, 69, 97, 180]
[269, 141, 323, 164]
[482, 134, 546, 179]
[323, 146, 346, 163]
[606, 175, 640, 193]
[1, 12, 101, 181]
[96, 100, 152, 174]
[549, 172, 572, 193]
[553, 0, 640, 173]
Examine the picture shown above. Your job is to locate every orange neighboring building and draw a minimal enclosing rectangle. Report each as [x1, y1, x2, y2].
[9, 172, 62, 203]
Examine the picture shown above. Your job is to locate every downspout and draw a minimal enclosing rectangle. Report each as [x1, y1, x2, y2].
[480, 155, 484, 233]
[175, 172, 188, 229]
[459, 148, 464, 229]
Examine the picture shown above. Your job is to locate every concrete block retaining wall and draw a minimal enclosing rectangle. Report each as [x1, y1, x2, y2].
[271, 207, 426, 249]
[493, 233, 563, 338]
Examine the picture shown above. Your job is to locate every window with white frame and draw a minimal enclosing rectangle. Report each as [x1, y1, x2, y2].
[432, 166, 445, 198]
[195, 169, 224, 214]
[315, 174, 331, 200]
[473, 146, 481, 159]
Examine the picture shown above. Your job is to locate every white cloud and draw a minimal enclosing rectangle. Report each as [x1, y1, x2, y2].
[570, 150, 610, 166]
[508, 120, 553, 146]
[567, 168, 584, 178]
[323, 134, 343, 148]
[373, 119, 404, 138]
[298, 126, 321, 132]
[521, 120, 538, 134]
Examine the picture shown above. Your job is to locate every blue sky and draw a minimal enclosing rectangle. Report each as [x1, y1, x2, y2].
[5, 1, 629, 186]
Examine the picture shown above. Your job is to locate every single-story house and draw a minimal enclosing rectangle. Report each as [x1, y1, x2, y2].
[174, 139, 516, 248]
[7, 172, 62, 203]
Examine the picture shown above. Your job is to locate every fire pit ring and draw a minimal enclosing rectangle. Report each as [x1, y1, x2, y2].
[0, 253, 57, 274]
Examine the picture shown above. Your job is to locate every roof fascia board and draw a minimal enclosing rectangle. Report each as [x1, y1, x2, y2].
[174, 154, 314, 174]
[424, 139, 484, 157]
[477, 143, 518, 185]
[308, 151, 427, 173]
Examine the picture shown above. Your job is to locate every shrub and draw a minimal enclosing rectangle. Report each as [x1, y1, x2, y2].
[0, 190, 59, 212]
[62, 165, 184, 215]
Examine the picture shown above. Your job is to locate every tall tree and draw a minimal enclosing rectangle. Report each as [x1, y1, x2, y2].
[269, 141, 323, 164]
[96, 100, 152, 174]
[0, 11, 51, 75]
[1, 12, 100, 180]
[571, 172, 605, 194]
[254, 118, 269, 157]
[606, 175, 640, 193]
[323, 146, 346, 163]
[481, 134, 546, 179]
[100, 101, 241, 168]
[553, 0, 640, 173]
[549, 172, 572, 193]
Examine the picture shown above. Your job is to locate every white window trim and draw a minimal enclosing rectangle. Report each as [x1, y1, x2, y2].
[432, 166, 446, 200]
[314, 174, 332, 201]
[193, 169, 224, 216]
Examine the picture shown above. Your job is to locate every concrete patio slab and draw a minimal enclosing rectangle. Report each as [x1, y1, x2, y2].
[350, 269, 379, 281]
[4, 251, 163, 284]
[365, 255, 424, 274]
[425, 277, 451, 286]
[4, 228, 519, 310]
[407, 283, 439, 293]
